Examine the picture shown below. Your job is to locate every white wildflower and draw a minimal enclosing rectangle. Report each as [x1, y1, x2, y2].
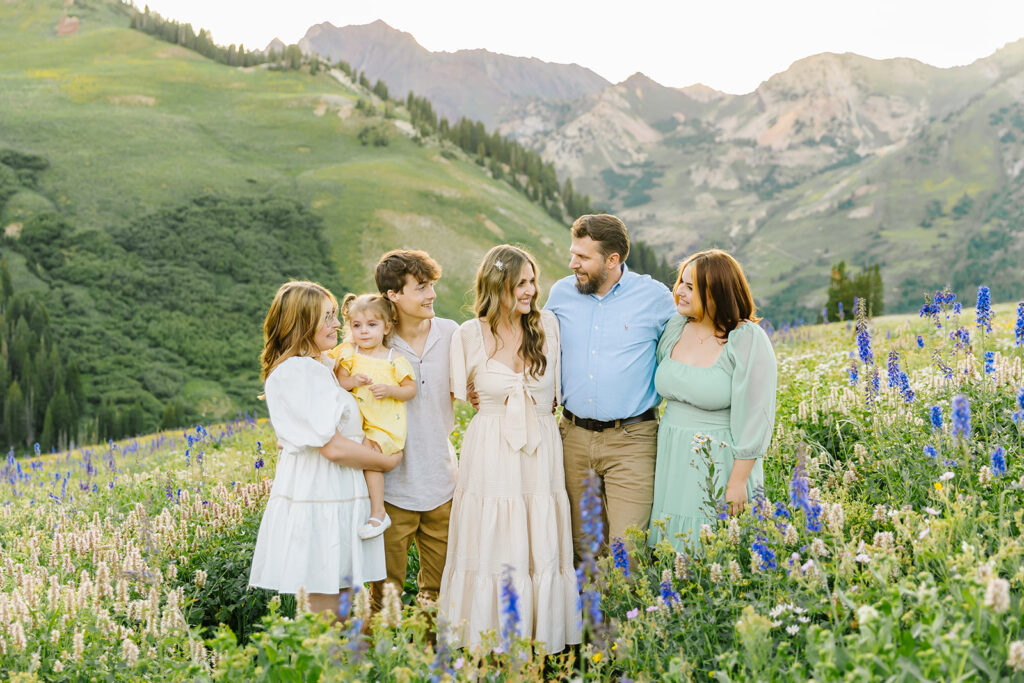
[984, 577, 1011, 614]
[699, 524, 714, 544]
[728, 560, 742, 581]
[294, 586, 310, 615]
[727, 518, 740, 545]
[121, 637, 139, 666]
[979, 465, 993, 485]
[939, 471, 954, 482]
[843, 469, 857, 485]
[1008, 640, 1024, 672]
[872, 504, 887, 522]
[353, 587, 371, 622]
[924, 506, 940, 516]
[381, 581, 402, 628]
[872, 531, 894, 552]
[810, 538, 829, 557]
[855, 553, 871, 564]
[784, 523, 798, 545]
[709, 562, 723, 584]
[193, 569, 207, 588]
[786, 624, 800, 636]
[856, 604, 879, 626]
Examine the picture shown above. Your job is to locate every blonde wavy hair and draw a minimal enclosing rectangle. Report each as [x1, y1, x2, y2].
[261, 281, 337, 380]
[473, 245, 546, 380]
[340, 293, 393, 346]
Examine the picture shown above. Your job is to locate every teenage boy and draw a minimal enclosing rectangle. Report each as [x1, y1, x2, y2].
[545, 214, 676, 561]
[371, 250, 458, 608]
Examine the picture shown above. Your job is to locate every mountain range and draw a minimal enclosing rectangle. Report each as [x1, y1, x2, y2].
[292, 21, 1024, 315]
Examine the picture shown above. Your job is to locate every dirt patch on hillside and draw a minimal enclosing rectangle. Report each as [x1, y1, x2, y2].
[109, 95, 156, 106]
[56, 16, 78, 36]
[476, 214, 504, 238]
[4, 223, 23, 239]
[155, 46, 192, 59]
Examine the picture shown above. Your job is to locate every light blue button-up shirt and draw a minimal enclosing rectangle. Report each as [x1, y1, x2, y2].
[545, 265, 676, 421]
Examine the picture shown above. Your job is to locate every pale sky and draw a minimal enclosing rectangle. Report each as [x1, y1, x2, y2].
[140, 0, 1024, 94]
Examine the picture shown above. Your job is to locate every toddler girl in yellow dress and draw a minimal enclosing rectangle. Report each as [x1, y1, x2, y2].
[330, 294, 417, 539]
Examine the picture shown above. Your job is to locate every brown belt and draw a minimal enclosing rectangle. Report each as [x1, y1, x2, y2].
[561, 407, 658, 432]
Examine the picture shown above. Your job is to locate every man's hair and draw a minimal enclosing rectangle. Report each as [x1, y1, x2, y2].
[374, 250, 442, 295]
[571, 214, 630, 262]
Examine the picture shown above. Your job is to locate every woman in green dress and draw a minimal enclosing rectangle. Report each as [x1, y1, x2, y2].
[648, 249, 777, 551]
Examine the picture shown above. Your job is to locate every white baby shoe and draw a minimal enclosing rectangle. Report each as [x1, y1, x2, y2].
[358, 513, 392, 540]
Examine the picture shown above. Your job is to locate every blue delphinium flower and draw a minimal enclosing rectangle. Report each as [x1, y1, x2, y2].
[789, 460, 810, 510]
[887, 350, 900, 389]
[984, 351, 996, 376]
[848, 356, 859, 386]
[774, 501, 790, 520]
[837, 301, 845, 320]
[976, 286, 992, 334]
[1014, 387, 1024, 424]
[950, 326, 971, 351]
[991, 446, 1007, 477]
[856, 321, 873, 365]
[865, 367, 880, 406]
[34, 443, 40, 457]
[659, 574, 679, 605]
[751, 532, 777, 571]
[500, 566, 521, 650]
[898, 371, 915, 403]
[953, 301, 962, 315]
[822, 306, 829, 323]
[611, 537, 630, 578]
[916, 335, 925, 348]
[951, 395, 971, 441]
[929, 405, 943, 432]
[923, 444, 937, 458]
[1016, 303, 1024, 347]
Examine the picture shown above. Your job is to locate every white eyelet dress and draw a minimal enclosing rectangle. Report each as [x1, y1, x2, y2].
[248, 356, 386, 594]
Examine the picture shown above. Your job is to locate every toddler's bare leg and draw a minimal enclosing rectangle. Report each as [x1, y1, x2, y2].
[364, 469, 385, 523]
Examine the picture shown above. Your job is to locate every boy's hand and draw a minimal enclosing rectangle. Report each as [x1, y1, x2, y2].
[369, 384, 392, 400]
[353, 373, 372, 386]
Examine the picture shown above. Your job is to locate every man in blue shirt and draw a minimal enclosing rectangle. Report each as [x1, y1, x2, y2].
[545, 214, 676, 561]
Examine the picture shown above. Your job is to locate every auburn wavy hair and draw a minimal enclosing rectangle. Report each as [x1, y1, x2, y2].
[674, 249, 760, 340]
[261, 281, 337, 380]
[473, 245, 547, 380]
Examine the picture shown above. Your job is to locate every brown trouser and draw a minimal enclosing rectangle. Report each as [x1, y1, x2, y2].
[559, 417, 658, 562]
[370, 499, 452, 610]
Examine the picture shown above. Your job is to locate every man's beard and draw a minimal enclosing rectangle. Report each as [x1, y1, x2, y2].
[574, 268, 607, 295]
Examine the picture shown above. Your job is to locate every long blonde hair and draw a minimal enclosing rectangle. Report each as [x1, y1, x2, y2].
[261, 281, 337, 380]
[473, 245, 546, 380]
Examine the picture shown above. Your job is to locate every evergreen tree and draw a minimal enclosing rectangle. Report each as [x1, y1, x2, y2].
[5, 380, 25, 448]
[40, 401, 55, 453]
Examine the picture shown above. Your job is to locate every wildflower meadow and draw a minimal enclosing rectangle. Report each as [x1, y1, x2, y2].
[1, 291, 1023, 681]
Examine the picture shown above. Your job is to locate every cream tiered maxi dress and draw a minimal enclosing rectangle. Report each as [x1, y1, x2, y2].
[249, 356, 386, 594]
[440, 310, 582, 651]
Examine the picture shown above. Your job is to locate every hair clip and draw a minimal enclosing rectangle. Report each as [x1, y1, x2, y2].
[494, 260, 504, 271]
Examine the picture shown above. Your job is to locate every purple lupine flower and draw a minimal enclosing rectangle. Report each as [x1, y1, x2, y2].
[951, 395, 971, 441]
[976, 286, 992, 334]
[991, 446, 1007, 477]
[500, 566, 521, 650]
[611, 537, 630, 578]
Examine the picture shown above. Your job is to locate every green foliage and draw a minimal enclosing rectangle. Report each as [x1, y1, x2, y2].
[825, 261, 884, 321]
[357, 123, 391, 147]
[626, 240, 676, 287]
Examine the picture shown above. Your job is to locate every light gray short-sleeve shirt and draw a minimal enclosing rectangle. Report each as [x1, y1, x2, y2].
[384, 317, 459, 511]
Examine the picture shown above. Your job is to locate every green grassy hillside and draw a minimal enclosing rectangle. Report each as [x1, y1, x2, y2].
[0, 0, 576, 439]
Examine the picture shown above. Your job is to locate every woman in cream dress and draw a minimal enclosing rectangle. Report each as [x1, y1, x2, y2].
[439, 245, 581, 651]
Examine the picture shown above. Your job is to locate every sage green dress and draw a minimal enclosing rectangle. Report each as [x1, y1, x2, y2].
[648, 316, 777, 550]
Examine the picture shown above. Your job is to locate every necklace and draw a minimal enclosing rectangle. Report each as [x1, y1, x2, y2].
[692, 326, 717, 344]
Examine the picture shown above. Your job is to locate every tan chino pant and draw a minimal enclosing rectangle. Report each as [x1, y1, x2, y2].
[370, 499, 452, 610]
[559, 418, 658, 562]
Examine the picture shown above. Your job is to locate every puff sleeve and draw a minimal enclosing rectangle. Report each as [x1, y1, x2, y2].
[656, 315, 687, 365]
[327, 342, 355, 373]
[727, 323, 777, 460]
[392, 355, 415, 385]
[449, 323, 471, 402]
[265, 357, 350, 449]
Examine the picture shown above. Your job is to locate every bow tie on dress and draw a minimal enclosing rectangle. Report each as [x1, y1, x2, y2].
[503, 377, 542, 456]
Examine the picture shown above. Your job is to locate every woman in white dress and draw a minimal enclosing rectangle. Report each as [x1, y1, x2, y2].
[249, 280, 402, 617]
[440, 245, 581, 651]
